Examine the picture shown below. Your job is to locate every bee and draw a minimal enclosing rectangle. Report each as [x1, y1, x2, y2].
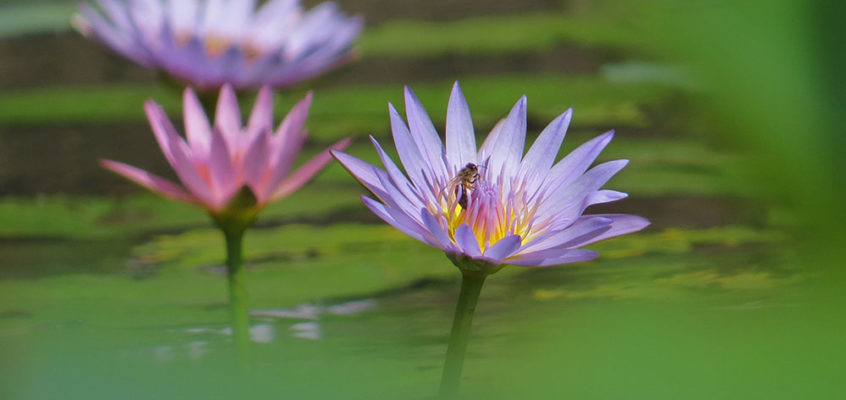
[443, 163, 480, 209]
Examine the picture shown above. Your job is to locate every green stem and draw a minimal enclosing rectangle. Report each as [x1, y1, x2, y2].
[224, 228, 250, 361]
[439, 273, 487, 399]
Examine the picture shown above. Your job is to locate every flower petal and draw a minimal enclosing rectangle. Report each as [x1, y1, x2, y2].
[242, 128, 272, 199]
[208, 126, 238, 203]
[519, 108, 572, 196]
[570, 214, 650, 246]
[509, 249, 600, 267]
[274, 91, 312, 150]
[331, 150, 391, 200]
[518, 216, 613, 254]
[543, 130, 615, 196]
[485, 96, 526, 179]
[146, 101, 216, 207]
[215, 83, 243, 148]
[246, 86, 274, 143]
[361, 196, 435, 247]
[403, 86, 447, 179]
[454, 224, 482, 258]
[537, 159, 629, 226]
[421, 210, 456, 252]
[389, 103, 433, 197]
[183, 87, 212, 157]
[271, 137, 352, 200]
[369, 136, 424, 208]
[483, 234, 522, 263]
[445, 81, 477, 171]
[101, 159, 195, 203]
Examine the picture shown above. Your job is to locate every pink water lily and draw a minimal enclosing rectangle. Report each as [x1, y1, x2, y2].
[102, 84, 351, 215]
[76, 0, 363, 90]
[333, 83, 649, 272]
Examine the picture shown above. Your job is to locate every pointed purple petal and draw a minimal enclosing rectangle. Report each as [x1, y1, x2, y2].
[421, 210, 455, 252]
[519, 108, 572, 193]
[331, 150, 391, 200]
[572, 214, 650, 246]
[519, 216, 613, 254]
[543, 131, 615, 195]
[403, 86, 447, 178]
[454, 224, 482, 258]
[369, 136, 424, 208]
[361, 196, 435, 247]
[445, 81, 477, 171]
[537, 159, 629, 225]
[509, 249, 600, 267]
[477, 117, 504, 169]
[486, 96, 526, 178]
[483, 234, 522, 262]
[586, 190, 628, 206]
[389, 103, 433, 197]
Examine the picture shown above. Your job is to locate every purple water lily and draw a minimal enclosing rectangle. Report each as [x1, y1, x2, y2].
[333, 83, 649, 273]
[76, 0, 363, 90]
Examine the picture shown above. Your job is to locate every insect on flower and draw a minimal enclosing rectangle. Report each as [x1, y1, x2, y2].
[442, 162, 482, 209]
[333, 82, 649, 274]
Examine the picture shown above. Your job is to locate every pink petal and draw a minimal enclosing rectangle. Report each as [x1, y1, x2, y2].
[145, 101, 216, 208]
[242, 128, 272, 199]
[101, 159, 195, 204]
[274, 91, 312, 148]
[183, 87, 212, 157]
[208, 126, 239, 204]
[245, 86, 274, 144]
[270, 137, 352, 201]
[262, 129, 306, 200]
[214, 83, 243, 149]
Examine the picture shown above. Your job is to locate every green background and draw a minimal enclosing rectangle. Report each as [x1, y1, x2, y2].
[0, 0, 843, 398]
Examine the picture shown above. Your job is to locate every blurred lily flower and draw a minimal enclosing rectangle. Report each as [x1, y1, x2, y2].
[102, 84, 351, 226]
[76, 0, 363, 90]
[333, 83, 649, 274]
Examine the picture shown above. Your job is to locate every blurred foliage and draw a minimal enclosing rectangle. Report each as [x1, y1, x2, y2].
[0, 74, 672, 138]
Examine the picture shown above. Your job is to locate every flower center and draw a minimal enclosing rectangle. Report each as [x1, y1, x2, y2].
[174, 32, 264, 62]
[436, 176, 542, 252]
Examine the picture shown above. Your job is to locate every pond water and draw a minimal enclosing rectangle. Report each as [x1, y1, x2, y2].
[1, 1, 843, 399]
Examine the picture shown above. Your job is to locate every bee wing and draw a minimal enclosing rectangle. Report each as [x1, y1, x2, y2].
[438, 175, 464, 197]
